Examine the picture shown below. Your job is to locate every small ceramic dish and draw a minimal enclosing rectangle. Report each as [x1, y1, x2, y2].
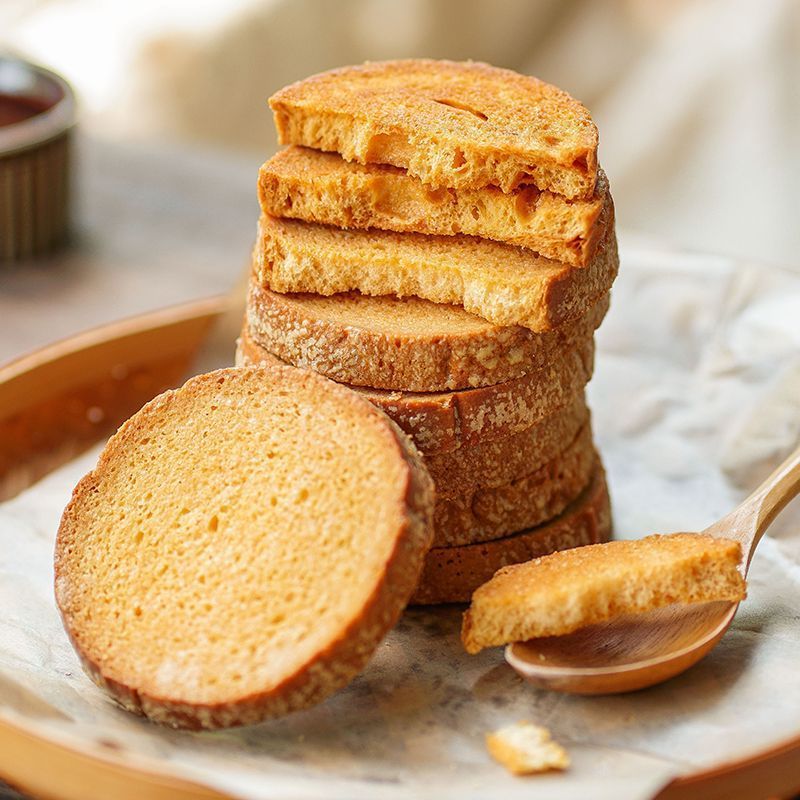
[0, 55, 75, 263]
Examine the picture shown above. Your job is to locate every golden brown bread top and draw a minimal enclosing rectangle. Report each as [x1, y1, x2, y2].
[258, 146, 608, 265]
[55, 365, 434, 729]
[462, 533, 747, 653]
[269, 59, 598, 199]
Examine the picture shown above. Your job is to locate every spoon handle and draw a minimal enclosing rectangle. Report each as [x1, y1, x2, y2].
[712, 444, 800, 569]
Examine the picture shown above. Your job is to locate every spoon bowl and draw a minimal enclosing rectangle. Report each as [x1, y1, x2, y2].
[504, 442, 800, 694]
[507, 600, 737, 694]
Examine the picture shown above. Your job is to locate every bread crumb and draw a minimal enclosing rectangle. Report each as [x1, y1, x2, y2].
[486, 721, 569, 775]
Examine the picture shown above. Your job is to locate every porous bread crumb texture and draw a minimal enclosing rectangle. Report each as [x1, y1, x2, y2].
[462, 533, 746, 654]
[486, 721, 570, 775]
[259, 147, 608, 266]
[253, 204, 618, 333]
[236, 328, 595, 454]
[425, 394, 588, 491]
[54, 366, 435, 729]
[246, 277, 609, 392]
[411, 463, 611, 605]
[433, 422, 595, 547]
[269, 59, 598, 199]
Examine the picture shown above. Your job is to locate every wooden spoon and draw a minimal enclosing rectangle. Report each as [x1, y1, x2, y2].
[506, 444, 800, 694]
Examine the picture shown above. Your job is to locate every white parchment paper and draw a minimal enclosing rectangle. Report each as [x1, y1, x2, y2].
[1, 244, 799, 800]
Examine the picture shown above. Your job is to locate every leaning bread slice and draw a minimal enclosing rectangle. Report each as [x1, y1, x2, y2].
[269, 60, 598, 199]
[426, 395, 588, 492]
[259, 147, 608, 266]
[412, 464, 611, 605]
[462, 533, 746, 654]
[237, 327, 594, 454]
[254, 211, 617, 333]
[433, 423, 595, 547]
[247, 279, 609, 391]
[55, 366, 434, 729]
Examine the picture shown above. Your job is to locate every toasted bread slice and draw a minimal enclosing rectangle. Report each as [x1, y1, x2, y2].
[55, 366, 434, 729]
[259, 147, 608, 266]
[254, 211, 617, 333]
[269, 60, 598, 199]
[247, 279, 609, 392]
[433, 423, 595, 547]
[462, 533, 746, 654]
[411, 465, 611, 605]
[486, 722, 570, 774]
[237, 327, 594, 454]
[427, 395, 588, 492]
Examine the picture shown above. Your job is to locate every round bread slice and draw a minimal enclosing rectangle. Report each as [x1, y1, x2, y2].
[411, 464, 610, 605]
[433, 422, 595, 547]
[55, 366, 434, 729]
[426, 394, 588, 492]
[237, 328, 594, 454]
[247, 279, 609, 391]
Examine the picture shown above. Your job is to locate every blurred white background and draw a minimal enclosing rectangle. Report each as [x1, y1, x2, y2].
[3, 0, 798, 267]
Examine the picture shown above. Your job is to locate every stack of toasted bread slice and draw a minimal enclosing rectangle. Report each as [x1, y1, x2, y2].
[240, 59, 617, 604]
[55, 61, 618, 729]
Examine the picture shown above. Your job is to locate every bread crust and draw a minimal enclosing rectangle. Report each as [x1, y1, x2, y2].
[426, 394, 588, 491]
[269, 59, 598, 199]
[259, 147, 607, 266]
[54, 366, 435, 729]
[411, 464, 611, 605]
[432, 422, 595, 547]
[237, 328, 594, 454]
[247, 278, 608, 392]
[254, 204, 617, 333]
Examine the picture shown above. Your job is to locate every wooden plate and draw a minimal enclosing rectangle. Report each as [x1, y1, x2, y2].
[0, 298, 798, 800]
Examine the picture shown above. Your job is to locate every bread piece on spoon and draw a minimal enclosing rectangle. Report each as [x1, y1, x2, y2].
[462, 533, 746, 654]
